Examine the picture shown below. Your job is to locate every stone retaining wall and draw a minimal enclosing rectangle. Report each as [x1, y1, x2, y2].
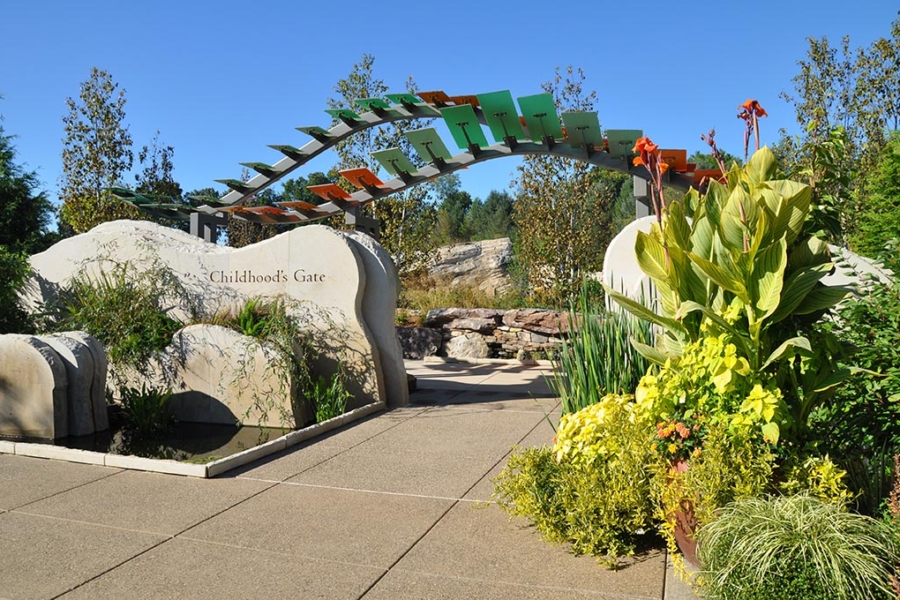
[398, 308, 570, 360]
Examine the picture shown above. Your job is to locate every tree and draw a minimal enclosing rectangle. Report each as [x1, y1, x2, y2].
[778, 15, 900, 245]
[512, 66, 615, 308]
[327, 53, 437, 278]
[434, 174, 473, 244]
[687, 150, 742, 170]
[59, 67, 142, 233]
[0, 121, 54, 253]
[135, 131, 182, 201]
[467, 190, 514, 241]
[850, 132, 900, 257]
[0, 112, 53, 333]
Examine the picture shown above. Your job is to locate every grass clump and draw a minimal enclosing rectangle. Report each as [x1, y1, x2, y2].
[549, 279, 653, 415]
[118, 384, 174, 436]
[696, 494, 899, 600]
[53, 258, 186, 370]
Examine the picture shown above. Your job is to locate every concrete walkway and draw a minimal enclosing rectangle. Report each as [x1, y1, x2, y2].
[0, 359, 697, 600]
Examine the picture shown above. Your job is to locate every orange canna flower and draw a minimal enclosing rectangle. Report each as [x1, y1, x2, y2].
[644, 140, 659, 153]
[633, 156, 645, 167]
[632, 137, 647, 154]
[738, 99, 767, 118]
[659, 161, 669, 174]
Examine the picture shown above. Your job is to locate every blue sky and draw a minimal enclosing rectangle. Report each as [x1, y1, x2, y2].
[1, 0, 896, 206]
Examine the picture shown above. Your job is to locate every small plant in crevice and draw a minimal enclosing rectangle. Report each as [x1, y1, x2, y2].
[117, 384, 174, 436]
[49, 252, 188, 374]
[308, 369, 352, 423]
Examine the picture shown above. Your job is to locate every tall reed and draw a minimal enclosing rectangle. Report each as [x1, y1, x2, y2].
[550, 281, 653, 415]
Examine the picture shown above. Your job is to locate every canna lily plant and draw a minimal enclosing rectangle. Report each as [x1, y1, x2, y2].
[607, 143, 853, 441]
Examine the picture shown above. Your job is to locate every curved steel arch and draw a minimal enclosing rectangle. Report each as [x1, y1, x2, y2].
[112, 90, 705, 226]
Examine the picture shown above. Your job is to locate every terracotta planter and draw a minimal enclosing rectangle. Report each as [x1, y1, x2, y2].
[670, 459, 700, 566]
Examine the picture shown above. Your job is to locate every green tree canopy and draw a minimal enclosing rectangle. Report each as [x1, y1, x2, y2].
[0, 122, 54, 253]
[512, 66, 615, 308]
[59, 67, 143, 233]
[467, 190, 514, 242]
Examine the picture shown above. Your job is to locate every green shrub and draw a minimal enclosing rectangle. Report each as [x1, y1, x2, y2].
[53, 258, 185, 370]
[310, 370, 351, 423]
[697, 494, 898, 600]
[814, 272, 900, 514]
[550, 279, 653, 415]
[494, 394, 663, 566]
[0, 245, 33, 334]
[118, 384, 174, 435]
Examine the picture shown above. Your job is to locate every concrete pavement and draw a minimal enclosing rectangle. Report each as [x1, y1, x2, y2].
[0, 359, 697, 599]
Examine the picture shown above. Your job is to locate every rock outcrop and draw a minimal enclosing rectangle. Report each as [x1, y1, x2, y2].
[428, 238, 513, 295]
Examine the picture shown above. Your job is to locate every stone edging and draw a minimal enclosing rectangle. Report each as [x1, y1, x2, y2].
[0, 401, 385, 478]
[423, 356, 554, 367]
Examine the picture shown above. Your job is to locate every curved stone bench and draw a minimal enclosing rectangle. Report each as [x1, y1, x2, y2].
[0, 332, 108, 439]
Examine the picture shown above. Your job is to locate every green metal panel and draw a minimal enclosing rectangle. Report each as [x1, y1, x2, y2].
[371, 148, 417, 176]
[267, 144, 308, 160]
[296, 126, 332, 140]
[240, 162, 281, 177]
[478, 90, 526, 143]
[325, 108, 362, 123]
[561, 112, 603, 148]
[441, 105, 489, 150]
[214, 179, 256, 193]
[356, 98, 396, 113]
[606, 129, 643, 158]
[405, 128, 453, 164]
[517, 93, 563, 142]
[386, 93, 423, 106]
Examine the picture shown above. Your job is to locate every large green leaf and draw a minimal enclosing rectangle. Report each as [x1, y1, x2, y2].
[720, 187, 755, 251]
[635, 231, 671, 282]
[663, 201, 692, 250]
[752, 236, 787, 320]
[793, 284, 852, 315]
[604, 286, 689, 338]
[769, 263, 832, 323]
[690, 214, 716, 263]
[761, 336, 811, 370]
[630, 339, 668, 367]
[746, 147, 778, 185]
[768, 179, 812, 245]
[788, 235, 831, 271]
[689, 252, 749, 302]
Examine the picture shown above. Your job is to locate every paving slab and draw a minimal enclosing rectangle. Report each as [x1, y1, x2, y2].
[0, 511, 166, 600]
[18, 469, 273, 536]
[287, 408, 545, 497]
[463, 418, 558, 503]
[232, 407, 428, 482]
[0, 454, 121, 510]
[58, 537, 384, 600]
[181, 483, 454, 568]
[393, 502, 666, 599]
[363, 568, 636, 599]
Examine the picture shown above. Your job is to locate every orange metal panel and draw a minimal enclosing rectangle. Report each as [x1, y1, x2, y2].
[307, 183, 353, 202]
[660, 149, 688, 172]
[339, 167, 385, 190]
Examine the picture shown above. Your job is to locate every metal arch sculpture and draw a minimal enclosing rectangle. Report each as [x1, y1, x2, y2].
[110, 89, 720, 228]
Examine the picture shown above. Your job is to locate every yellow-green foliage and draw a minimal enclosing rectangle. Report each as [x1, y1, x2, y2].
[779, 455, 856, 507]
[636, 325, 788, 458]
[553, 393, 643, 464]
[494, 394, 664, 567]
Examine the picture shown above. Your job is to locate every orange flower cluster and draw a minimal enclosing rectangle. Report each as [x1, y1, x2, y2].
[738, 99, 767, 119]
[632, 136, 669, 174]
[657, 421, 692, 440]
